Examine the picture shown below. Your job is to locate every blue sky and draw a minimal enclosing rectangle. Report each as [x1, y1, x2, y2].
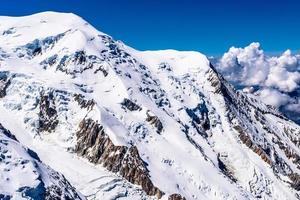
[0, 0, 299, 56]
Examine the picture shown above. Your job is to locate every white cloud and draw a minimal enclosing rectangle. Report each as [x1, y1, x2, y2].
[217, 42, 300, 91]
[286, 99, 300, 113]
[265, 65, 300, 92]
[255, 88, 290, 107]
[218, 42, 269, 85]
[215, 42, 300, 124]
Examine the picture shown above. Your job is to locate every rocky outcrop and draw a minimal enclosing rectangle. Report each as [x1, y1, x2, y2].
[0, 194, 11, 200]
[38, 91, 58, 133]
[234, 123, 300, 191]
[186, 102, 210, 132]
[283, 126, 300, 149]
[56, 50, 108, 77]
[146, 111, 163, 134]
[0, 73, 11, 98]
[16, 174, 82, 200]
[168, 193, 186, 200]
[206, 68, 223, 94]
[75, 118, 164, 198]
[0, 123, 17, 141]
[121, 98, 142, 111]
[275, 139, 300, 169]
[74, 93, 95, 111]
[44, 172, 83, 200]
[233, 125, 272, 165]
[16, 31, 66, 59]
[289, 173, 300, 191]
[217, 153, 237, 182]
[119, 146, 164, 198]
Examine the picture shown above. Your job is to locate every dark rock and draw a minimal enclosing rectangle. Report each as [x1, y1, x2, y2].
[16, 31, 66, 58]
[0, 74, 11, 98]
[186, 102, 210, 133]
[289, 173, 300, 191]
[40, 54, 58, 67]
[146, 111, 163, 134]
[17, 182, 46, 200]
[74, 93, 95, 111]
[38, 91, 58, 133]
[0, 194, 11, 200]
[75, 118, 164, 198]
[217, 154, 237, 182]
[0, 123, 17, 141]
[168, 193, 186, 200]
[45, 184, 81, 200]
[26, 148, 41, 162]
[45, 170, 83, 200]
[73, 51, 86, 65]
[235, 125, 272, 166]
[121, 98, 141, 111]
[206, 68, 222, 94]
[2, 27, 16, 35]
[56, 50, 108, 77]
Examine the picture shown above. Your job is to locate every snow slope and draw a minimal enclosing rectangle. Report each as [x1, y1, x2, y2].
[0, 12, 300, 200]
[0, 123, 84, 200]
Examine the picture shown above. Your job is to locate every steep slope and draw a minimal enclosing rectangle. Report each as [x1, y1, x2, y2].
[0, 12, 300, 200]
[0, 123, 84, 200]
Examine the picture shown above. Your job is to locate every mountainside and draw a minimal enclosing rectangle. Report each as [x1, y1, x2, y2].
[0, 12, 300, 200]
[0, 123, 84, 200]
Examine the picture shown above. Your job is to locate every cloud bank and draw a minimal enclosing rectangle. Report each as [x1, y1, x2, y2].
[215, 42, 300, 124]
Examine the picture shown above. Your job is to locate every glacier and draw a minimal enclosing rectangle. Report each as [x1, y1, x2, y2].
[0, 12, 299, 200]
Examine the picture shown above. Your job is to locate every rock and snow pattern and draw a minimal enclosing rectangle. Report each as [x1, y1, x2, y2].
[0, 123, 83, 200]
[0, 12, 300, 200]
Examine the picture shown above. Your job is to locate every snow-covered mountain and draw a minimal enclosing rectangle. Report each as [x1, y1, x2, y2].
[0, 12, 300, 200]
[0, 123, 83, 199]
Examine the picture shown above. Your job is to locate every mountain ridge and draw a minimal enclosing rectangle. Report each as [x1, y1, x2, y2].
[0, 12, 300, 200]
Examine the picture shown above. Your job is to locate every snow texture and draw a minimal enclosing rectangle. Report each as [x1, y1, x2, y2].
[0, 12, 300, 200]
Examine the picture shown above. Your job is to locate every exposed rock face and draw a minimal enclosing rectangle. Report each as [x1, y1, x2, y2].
[206, 65, 231, 96]
[0, 194, 11, 200]
[75, 118, 164, 198]
[121, 98, 142, 111]
[217, 153, 237, 183]
[234, 125, 272, 166]
[119, 146, 164, 198]
[186, 102, 210, 134]
[16, 31, 66, 59]
[289, 173, 300, 191]
[168, 193, 187, 200]
[55, 50, 108, 77]
[38, 91, 58, 133]
[234, 118, 300, 190]
[16, 171, 83, 200]
[146, 111, 163, 134]
[44, 172, 83, 200]
[0, 123, 17, 141]
[0, 72, 11, 98]
[206, 64, 300, 193]
[74, 93, 95, 110]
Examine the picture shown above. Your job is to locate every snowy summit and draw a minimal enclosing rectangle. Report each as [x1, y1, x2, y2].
[0, 12, 300, 200]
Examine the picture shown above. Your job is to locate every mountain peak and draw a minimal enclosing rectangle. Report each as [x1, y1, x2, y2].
[0, 11, 105, 50]
[0, 11, 85, 25]
[0, 12, 300, 200]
